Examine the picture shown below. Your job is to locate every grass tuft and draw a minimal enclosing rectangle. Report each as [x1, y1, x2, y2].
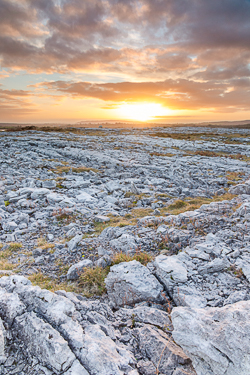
[8, 242, 22, 252]
[112, 251, 152, 266]
[78, 267, 108, 297]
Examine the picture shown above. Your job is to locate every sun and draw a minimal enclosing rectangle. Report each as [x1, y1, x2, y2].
[117, 102, 169, 122]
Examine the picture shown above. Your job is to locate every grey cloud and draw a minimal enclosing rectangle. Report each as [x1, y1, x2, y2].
[0, 0, 250, 111]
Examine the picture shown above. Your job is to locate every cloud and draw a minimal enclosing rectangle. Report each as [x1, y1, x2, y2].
[39, 78, 250, 112]
[0, 88, 38, 119]
[1, 0, 250, 120]
[0, 0, 249, 79]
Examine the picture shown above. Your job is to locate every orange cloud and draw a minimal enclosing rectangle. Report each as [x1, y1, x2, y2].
[39, 78, 250, 112]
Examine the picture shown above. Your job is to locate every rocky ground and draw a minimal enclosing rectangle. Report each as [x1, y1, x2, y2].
[1, 126, 250, 374]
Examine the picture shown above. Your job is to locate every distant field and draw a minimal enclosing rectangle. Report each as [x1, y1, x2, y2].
[1, 119, 250, 132]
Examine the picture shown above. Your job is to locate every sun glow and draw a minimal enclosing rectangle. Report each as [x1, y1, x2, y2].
[117, 102, 170, 122]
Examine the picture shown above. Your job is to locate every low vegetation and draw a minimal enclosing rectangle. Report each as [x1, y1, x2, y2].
[8, 242, 22, 252]
[161, 193, 236, 216]
[112, 250, 152, 266]
[53, 165, 99, 174]
[150, 152, 175, 157]
[78, 267, 108, 297]
[28, 273, 78, 293]
[226, 171, 245, 181]
[37, 237, 55, 250]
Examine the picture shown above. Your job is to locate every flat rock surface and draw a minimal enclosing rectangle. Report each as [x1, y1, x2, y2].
[172, 301, 250, 375]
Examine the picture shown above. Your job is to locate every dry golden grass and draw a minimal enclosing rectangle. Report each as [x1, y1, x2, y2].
[28, 273, 79, 293]
[161, 193, 236, 216]
[184, 149, 250, 162]
[112, 251, 152, 266]
[130, 207, 154, 218]
[226, 171, 246, 181]
[78, 267, 108, 297]
[37, 237, 55, 250]
[53, 165, 99, 174]
[149, 131, 250, 144]
[0, 259, 15, 270]
[150, 152, 175, 157]
[8, 242, 22, 252]
[92, 209, 152, 235]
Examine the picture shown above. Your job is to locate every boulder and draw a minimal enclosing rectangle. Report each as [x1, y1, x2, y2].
[105, 260, 163, 308]
[42, 180, 57, 189]
[229, 183, 250, 195]
[172, 301, 250, 375]
[110, 233, 137, 254]
[154, 254, 188, 296]
[67, 259, 93, 280]
[136, 325, 194, 375]
[94, 215, 110, 223]
[30, 188, 50, 199]
[67, 234, 83, 251]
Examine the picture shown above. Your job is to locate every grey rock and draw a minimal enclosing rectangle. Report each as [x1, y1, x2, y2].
[198, 257, 230, 275]
[105, 260, 163, 308]
[14, 311, 76, 373]
[94, 215, 110, 223]
[81, 324, 138, 375]
[172, 300, 250, 375]
[136, 325, 193, 375]
[42, 180, 57, 189]
[67, 234, 83, 251]
[229, 183, 250, 195]
[154, 255, 188, 296]
[67, 259, 93, 280]
[0, 318, 6, 365]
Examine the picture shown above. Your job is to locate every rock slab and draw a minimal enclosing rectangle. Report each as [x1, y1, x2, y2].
[105, 260, 163, 308]
[172, 301, 250, 375]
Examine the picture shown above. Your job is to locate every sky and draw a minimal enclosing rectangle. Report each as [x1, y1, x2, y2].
[1, 0, 250, 123]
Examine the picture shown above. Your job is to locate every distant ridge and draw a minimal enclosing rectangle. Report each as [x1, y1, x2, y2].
[0, 119, 250, 130]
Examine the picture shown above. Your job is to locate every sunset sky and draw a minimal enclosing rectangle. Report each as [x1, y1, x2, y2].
[1, 0, 250, 123]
